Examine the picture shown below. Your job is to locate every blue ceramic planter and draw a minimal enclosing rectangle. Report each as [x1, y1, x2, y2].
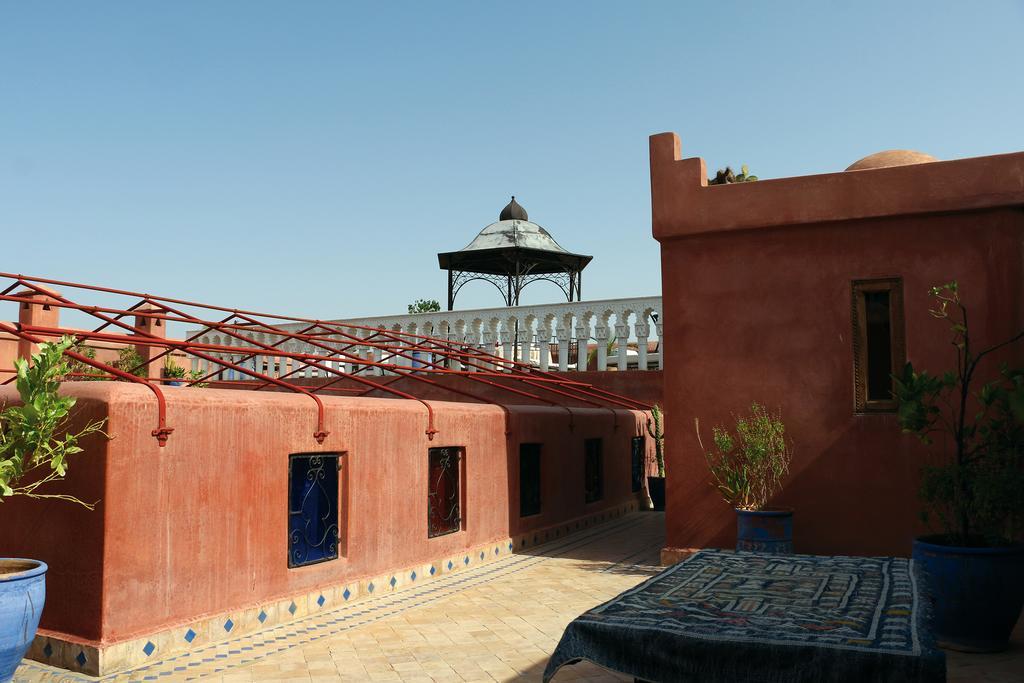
[736, 508, 793, 553]
[0, 559, 46, 683]
[912, 536, 1024, 652]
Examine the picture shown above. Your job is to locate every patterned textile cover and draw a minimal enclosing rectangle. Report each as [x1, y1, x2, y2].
[543, 550, 945, 683]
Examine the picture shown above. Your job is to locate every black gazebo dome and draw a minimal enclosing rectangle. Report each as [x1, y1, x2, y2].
[437, 197, 592, 309]
[499, 196, 529, 222]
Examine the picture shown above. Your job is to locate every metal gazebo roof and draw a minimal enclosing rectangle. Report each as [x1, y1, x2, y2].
[437, 197, 592, 309]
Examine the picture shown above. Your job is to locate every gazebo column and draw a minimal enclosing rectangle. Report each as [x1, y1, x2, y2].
[634, 322, 650, 371]
[615, 323, 630, 371]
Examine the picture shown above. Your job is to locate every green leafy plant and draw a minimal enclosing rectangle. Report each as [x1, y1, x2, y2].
[708, 164, 758, 185]
[0, 336, 106, 508]
[697, 403, 792, 510]
[186, 368, 208, 388]
[894, 281, 1024, 546]
[408, 299, 441, 314]
[162, 356, 188, 379]
[112, 346, 148, 379]
[65, 343, 104, 381]
[646, 404, 666, 477]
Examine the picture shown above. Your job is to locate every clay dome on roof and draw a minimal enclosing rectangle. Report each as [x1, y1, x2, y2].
[499, 196, 528, 221]
[845, 150, 938, 172]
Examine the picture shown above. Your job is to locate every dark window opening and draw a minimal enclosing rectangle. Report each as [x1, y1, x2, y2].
[585, 438, 603, 503]
[519, 443, 542, 517]
[852, 278, 905, 413]
[864, 291, 893, 401]
[428, 446, 462, 537]
[288, 453, 340, 568]
[631, 436, 645, 493]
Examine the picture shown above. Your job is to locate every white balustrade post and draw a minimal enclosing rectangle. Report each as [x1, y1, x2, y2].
[518, 324, 531, 367]
[462, 334, 476, 371]
[303, 346, 314, 378]
[574, 325, 589, 371]
[481, 330, 496, 371]
[595, 325, 610, 372]
[538, 324, 551, 372]
[499, 328, 514, 371]
[615, 323, 630, 371]
[556, 327, 570, 372]
[634, 322, 650, 371]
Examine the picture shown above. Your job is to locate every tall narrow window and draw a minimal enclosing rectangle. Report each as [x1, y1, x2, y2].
[630, 436, 645, 493]
[428, 446, 463, 537]
[852, 278, 905, 413]
[519, 443, 542, 517]
[288, 453, 341, 568]
[584, 438, 603, 503]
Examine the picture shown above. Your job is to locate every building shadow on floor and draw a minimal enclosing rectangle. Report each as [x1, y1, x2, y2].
[509, 511, 667, 577]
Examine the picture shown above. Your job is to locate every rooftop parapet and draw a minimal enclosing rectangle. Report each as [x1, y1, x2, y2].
[649, 132, 1024, 241]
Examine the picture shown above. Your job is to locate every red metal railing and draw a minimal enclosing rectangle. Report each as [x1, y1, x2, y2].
[0, 271, 651, 446]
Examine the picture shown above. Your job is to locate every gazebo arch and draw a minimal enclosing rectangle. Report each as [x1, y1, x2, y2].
[437, 197, 592, 310]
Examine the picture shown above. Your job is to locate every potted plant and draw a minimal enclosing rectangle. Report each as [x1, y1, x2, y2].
[0, 337, 104, 681]
[645, 405, 666, 511]
[894, 281, 1024, 652]
[697, 403, 793, 553]
[162, 356, 188, 387]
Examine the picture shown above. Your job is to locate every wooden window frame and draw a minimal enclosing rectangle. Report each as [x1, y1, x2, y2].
[851, 278, 905, 414]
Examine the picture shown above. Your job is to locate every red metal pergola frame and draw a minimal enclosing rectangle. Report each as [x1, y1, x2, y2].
[0, 272, 651, 446]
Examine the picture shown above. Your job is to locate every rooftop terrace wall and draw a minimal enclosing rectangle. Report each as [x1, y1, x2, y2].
[1, 383, 650, 673]
[650, 132, 1024, 558]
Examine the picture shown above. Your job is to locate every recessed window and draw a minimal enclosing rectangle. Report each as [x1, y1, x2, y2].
[584, 438, 603, 503]
[428, 446, 463, 538]
[852, 278, 905, 413]
[520, 443, 542, 517]
[630, 436, 645, 493]
[288, 453, 341, 568]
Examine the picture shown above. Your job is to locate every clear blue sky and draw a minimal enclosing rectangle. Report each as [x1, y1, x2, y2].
[2, 2, 1022, 320]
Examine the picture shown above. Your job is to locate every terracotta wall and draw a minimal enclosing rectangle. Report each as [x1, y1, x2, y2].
[0, 383, 650, 645]
[650, 132, 1024, 558]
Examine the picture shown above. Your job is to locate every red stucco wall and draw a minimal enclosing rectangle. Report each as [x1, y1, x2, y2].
[0, 383, 649, 645]
[650, 132, 1024, 558]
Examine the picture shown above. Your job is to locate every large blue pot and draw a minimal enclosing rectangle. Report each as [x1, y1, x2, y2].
[736, 508, 793, 553]
[912, 536, 1024, 652]
[0, 559, 46, 683]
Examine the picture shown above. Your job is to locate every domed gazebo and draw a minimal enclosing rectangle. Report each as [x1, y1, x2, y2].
[437, 197, 592, 310]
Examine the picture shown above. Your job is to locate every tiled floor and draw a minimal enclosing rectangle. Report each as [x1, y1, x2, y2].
[14, 513, 1024, 682]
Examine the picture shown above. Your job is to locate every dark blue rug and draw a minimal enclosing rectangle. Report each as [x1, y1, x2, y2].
[543, 549, 945, 683]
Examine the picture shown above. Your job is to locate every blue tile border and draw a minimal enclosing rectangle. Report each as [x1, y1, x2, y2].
[19, 501, 641, 679]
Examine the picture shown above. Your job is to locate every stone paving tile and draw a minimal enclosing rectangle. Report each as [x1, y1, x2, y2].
[14, 512, 1024, 682]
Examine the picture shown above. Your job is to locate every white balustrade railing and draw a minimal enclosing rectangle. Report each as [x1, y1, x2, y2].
[188, 296, 662, 378]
